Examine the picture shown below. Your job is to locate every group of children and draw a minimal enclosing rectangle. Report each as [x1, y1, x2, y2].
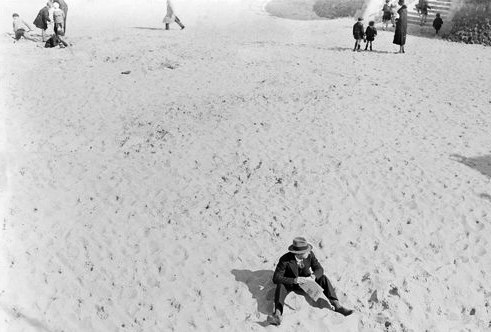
[352, 18, 378, 52]
[12, 0, 68, 48]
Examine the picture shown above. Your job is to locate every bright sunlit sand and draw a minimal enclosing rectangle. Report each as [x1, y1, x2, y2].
[1, 0, 490, 331]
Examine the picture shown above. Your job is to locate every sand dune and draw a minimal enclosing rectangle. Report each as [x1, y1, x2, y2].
[1, 0, 490, 331]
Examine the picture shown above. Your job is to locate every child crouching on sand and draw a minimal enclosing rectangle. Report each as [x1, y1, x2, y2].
[352, 17, 364, 51]
[364, 21, 377, 51]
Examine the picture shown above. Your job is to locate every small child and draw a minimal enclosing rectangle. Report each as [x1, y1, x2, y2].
[364, 21, 377, 51]
[52, 2, 65, 36]
[12, 13, 36, 42]
[433, 13, 443, 35]
[352, 17, 365, 51]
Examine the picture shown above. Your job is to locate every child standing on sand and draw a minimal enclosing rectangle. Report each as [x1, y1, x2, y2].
[364, 21, 377, 51]
[433, 13, 443, 35]
[52, 2, 65, 36]
[352, 17, 364, 51]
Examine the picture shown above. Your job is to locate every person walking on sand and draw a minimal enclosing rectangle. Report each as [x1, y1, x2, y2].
[33, 2, 52, 42]
[352, 17, 365, 51]
[382, 0, 392, 30]
[163, 0, 185, 30]
[393, 0, 407, 53]
[433, 13, 443, 35]
[268, 237, 354, 326]
[365, 21, 377, 51]
[50, 0, 68, 33]
[12, 13, 37, 42]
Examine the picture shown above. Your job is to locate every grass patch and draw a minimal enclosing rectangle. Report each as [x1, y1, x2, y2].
[313, 0, 365, 19]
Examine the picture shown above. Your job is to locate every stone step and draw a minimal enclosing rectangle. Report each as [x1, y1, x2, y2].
[408, 12, 449, 18]
[410, 4, 451, 12]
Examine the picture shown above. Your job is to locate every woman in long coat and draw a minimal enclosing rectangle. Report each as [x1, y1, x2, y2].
[163, 0, 185, 30]
[33, 2, 51, 41]
[393, 0, 407, 53]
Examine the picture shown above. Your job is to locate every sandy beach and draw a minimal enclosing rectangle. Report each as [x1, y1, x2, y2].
[1, 0, 490, 331]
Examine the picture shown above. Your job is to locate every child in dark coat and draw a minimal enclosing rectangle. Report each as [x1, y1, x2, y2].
[364, 21, 377, 51]
[352, 17, 364, 51]
[433, 13, 443, 35]
[33, 2, 52, 42]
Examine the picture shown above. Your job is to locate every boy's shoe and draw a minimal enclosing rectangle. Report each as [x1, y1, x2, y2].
[331, 300, 354, 316]
[268, 310, 282, 325]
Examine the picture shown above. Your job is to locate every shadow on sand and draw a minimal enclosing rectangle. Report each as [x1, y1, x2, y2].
[451, 154, 491, 203]
[327, 46, 391, 54]
[451, 154, 491, 178]
[0, 302, 51, 332]
[231, 269, 332, 326]
[132, 27, 166, 31]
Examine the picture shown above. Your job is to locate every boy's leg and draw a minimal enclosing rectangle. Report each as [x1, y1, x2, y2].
[23, 31, 37, 42]
[274, 283, 292, 315]
[364, 40, 368, 50]
[353, 41, 357, 51]
[370, 41, 373, 51]
[165, 23, 170, 30]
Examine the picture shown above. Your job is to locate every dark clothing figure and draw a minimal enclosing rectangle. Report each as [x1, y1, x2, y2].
[268, 237, 353, 326]
[433, 15, 443, 34]
[273, 251, 339, 315]
[353, 21, 364, 40]
[33, 5, 51, 30]
[352, 20, 365, 51]
[365, 25, 377, 41]
[393, 5, 407, 49]
[45, 34, 68, 48]
[382, 4, 392, 22]
[365, 24, 377, 50]
[52, 0, 68, 33]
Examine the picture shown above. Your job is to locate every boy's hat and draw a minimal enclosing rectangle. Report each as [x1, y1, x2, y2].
[288, 237, 313, 254]
[53, 2, 59, 8]
[358, 17, 363, 21]
[12, 13, 19, 17]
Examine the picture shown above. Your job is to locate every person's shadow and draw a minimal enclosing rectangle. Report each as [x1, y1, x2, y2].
[231, 269, 276, 316]
[231, 269, 332, 326]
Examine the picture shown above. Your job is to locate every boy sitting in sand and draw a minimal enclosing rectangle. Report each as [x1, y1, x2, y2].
[12, 13, 37, 42]
[352, 17, 365, 51]
[268, 237, 353, 326]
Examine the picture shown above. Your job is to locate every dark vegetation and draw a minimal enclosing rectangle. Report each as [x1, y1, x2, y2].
[446, 0, 491, 46]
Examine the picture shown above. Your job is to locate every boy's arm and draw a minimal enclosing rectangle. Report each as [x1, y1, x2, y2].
[273, 258, 296, 285]
[310, 252, 324, 279]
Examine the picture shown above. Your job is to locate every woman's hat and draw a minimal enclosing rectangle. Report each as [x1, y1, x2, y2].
[288, 237, 312, 254]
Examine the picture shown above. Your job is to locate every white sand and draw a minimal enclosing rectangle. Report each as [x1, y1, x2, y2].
[1, 0, 490, 331]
